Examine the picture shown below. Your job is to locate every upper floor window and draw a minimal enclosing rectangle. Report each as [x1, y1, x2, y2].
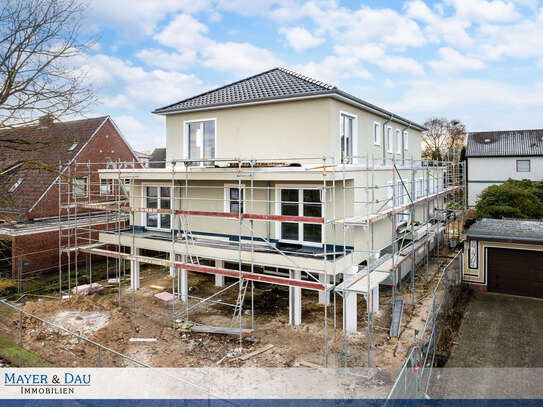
[73, 177, 88, 197]
[403, 130, 409, 151]
[387, 127, 393, 153]
[278, 188, 322, 245]
[185, 119, 215, 164]
[340, 113, 355, 164]
[144, 186, 171, 229]
[516, 159, 530, 172]
[100, 179, 112, 195]
[395, 129, 402, 154]
[373, 122, 381, 145]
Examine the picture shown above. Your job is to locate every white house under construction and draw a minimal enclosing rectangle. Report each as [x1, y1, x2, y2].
[72, 68, 464, 340]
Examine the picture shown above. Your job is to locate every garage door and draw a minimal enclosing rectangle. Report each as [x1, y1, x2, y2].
[487, 248, 543, 299]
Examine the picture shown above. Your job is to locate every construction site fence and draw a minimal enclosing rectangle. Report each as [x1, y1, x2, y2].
[0, 299, 228, 402]
[386, 249, 463, 400]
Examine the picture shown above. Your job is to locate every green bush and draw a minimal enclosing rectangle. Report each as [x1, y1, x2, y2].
[475, 179, 543, 219]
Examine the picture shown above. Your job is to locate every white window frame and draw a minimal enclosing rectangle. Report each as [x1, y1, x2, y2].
[403, 130, 409, 151]
[395, 129, 402, 154]
[417, 177, 424, 198]
[100, 179, 112, 196]
[387, 126, 393, 153]
[73, 176, 88, 197]
[275, 185, 323, 247]
[224, 184, 246, 214]
[373, 122, 381, 146]
[142, 184, 173, 231]
[183, 118, 217, 165]
[339, 111, 358, 164]
[516, 159, 530, 173]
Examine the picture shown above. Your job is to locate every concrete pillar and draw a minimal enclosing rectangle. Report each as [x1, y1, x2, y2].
[130, 247, 140, 291]
[318, 273, 330, 305]
[175, 254, 188, 303]
[289, 269, 302, 325]
[214, 259, 225, 287]
[343, 267, 357, 333]
[366, 286, 379, 314]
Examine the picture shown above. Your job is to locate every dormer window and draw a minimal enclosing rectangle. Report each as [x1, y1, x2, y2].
[8, 178, 23, 193]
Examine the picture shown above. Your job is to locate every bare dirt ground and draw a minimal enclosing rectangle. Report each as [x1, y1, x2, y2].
[6, 248, 460, 382]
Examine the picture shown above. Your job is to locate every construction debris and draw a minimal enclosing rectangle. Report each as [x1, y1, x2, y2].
[238, 344, 274, 361]
[149, 285, 166, 290]
[299, 360, 322, 368]
[72, 283, 104, 296]
[129, 338, 157, 343]
[188, 324, 254, 336]
[154, 292, 174, 302]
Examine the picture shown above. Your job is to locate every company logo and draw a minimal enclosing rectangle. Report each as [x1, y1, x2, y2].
[4, 372, 92, 395]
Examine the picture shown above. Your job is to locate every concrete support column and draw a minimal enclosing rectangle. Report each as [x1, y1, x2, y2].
[289, 269, 302, 325]
[366, 286, 379, 314]
[175, 254, 188, 303]
[343, 267, 357, 333]
[318, 273, 330, 305]
[130, 247, 140, 291]
[214, 259, 225, 287]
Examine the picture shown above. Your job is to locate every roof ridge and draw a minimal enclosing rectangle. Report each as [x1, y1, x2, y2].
[277, 67, 335, 90]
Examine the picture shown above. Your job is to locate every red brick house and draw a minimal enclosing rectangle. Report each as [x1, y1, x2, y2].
[0, 116, 139, 280]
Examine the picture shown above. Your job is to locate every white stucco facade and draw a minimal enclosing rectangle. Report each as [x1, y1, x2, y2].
[467, 156, 543, 206]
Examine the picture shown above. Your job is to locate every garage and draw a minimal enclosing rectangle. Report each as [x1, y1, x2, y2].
[464, 218, 543, 299]
[487, 248, 543, 299]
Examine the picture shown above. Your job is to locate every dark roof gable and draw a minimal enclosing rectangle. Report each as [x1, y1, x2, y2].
[466, 129, 543, 157]
[0, 116, 108, 215]
[153, 67, 426, 131]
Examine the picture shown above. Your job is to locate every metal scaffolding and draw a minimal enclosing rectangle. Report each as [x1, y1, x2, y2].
[53, 154, 465, 369]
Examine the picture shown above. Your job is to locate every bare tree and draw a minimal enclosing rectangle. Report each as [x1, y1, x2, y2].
[422, 117, 466, 161]
[0, 0, 95, 145]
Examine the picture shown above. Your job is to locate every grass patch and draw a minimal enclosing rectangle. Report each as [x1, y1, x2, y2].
[0, 337, 49, 367]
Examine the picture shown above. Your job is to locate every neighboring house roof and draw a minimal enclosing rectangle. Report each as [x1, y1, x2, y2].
[466, 129, 543, 157]
[466, 218, 543, 242]
[0, 116, 130, 217]
[149, 148, 166, 168]
[153, 67, 426, 131]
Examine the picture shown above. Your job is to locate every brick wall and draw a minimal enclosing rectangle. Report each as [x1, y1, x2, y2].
[9, 118, 138, 280]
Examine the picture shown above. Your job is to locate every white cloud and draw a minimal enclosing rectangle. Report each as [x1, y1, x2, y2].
[203, 42, 281, 76]
[335, 44, 424, 75]
[444, 0, 520, 22]
[136, 49, 197, 70]
[293, 56, 372, 85]
[388, 78, 543, 114]
[154, 13, 211, 50]
[384, 79, 394, 88]
[77, 54, 206, 109]
[279, 27, 324, 52]
[478, 8, 543, 63]
[87, 0, 211, 35]
[428, 47, 485, 72]
[406, 0, 474, 48]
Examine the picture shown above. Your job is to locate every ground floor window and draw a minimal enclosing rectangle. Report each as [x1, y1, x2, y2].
[144, 186, 171, 229]
[224, 185, 244, 214]
[278, 188, 322, 245]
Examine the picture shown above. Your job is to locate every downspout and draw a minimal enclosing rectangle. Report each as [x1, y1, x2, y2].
[382, 115, 393, 165]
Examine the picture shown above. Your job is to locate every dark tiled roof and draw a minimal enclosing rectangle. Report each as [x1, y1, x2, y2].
[0, 117, 108, 216]
[153, 67, 426, 130]
[467, 218, 543, 242]
[154, 68, 334, 114]
[149, 148, 166, 168]
[466, 129, 543, 157]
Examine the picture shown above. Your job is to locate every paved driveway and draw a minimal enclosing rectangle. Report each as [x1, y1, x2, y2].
[430, 292, 543, 398]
